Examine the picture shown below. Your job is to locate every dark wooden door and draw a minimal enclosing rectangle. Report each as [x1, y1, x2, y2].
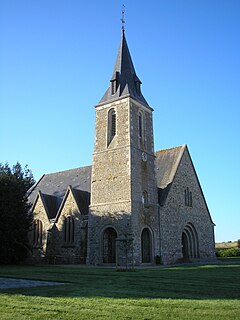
[141, 228, 151, 263]
[103, 228, 117, 263]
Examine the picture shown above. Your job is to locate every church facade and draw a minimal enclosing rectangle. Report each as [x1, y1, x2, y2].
[28, 30, 216, 265]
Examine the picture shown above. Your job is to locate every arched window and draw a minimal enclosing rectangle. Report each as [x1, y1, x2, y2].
[64, 216, 74, 244]
[142, 191, 149, 208]
[33, 219, 43, 247]
[141, 228, 152, 263]
[108, 108, 116, 145]
[111, 110, 116, 137]
[103, 227, 117, 263]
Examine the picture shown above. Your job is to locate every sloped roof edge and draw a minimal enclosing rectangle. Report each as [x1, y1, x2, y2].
[31, 191, 51, 222]
[155, 144, 186, 187]
[156, 144, 186, 205]
[27, 174, 45, 197]
[55, 185, 89, 223]
[185, 147, 215, 226]
[55, 185, 73, 223]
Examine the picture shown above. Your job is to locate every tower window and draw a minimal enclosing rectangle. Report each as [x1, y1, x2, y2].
[111, 81, 115, 95]
[111, 80, 118, 95]
[111, 110, 116, 137]
[142, 191, 149, 208]
[138, 111, 143, 138]
[108, 108, 117, 145]
[134, 74, 142, 96]
[136, 81, 141, 95]
[111, 72, 119, 95]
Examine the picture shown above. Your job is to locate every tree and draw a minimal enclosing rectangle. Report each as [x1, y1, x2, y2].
[0, 162, 35, 264]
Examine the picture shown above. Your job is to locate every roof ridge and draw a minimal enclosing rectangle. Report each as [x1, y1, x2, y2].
[44, 165, 92, 177]
[155, 144, 184, 155]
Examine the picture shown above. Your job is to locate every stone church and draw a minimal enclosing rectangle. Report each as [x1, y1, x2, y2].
[28, 29, 216, 265]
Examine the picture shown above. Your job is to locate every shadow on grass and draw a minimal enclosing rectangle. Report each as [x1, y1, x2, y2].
[0, 263, 240, 300]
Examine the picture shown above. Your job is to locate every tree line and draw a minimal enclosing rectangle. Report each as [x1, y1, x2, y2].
[0, 162, 35, 264]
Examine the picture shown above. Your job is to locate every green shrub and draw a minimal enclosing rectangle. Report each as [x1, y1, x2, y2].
[216, 247, 240, 257]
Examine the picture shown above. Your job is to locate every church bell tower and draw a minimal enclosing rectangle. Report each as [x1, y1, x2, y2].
[87, 29, 159, 265]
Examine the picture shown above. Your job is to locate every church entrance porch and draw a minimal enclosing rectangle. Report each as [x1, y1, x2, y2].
[181, 223, 199, 260]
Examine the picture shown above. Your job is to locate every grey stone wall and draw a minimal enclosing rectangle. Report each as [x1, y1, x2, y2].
[129, 101, 159, 265]
[88, 97, 160, 266]
[91, 99, 131, 206]
[30, 191, 88, 264]
[159, 148, 216, 265]
[53, 190, 88, 264]
[88, 203, 132, 265]
[29, 196, 52, 263]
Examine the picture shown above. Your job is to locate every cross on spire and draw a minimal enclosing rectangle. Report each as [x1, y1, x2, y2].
[121, 4, 125, 31]
[98, 23, 150, 108]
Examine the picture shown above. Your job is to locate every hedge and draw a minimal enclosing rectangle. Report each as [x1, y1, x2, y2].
[216, 247, 240, 257]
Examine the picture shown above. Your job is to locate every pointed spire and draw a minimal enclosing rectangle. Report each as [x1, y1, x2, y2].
[98, 30, 149, 107]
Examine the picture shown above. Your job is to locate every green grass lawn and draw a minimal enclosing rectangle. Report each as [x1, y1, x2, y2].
[0, 261, 240, 319]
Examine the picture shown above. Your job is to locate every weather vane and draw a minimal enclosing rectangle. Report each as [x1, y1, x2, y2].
[121, 4, 125, 31]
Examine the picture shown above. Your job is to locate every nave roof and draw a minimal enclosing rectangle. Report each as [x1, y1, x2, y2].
[28, 145, 187, 216]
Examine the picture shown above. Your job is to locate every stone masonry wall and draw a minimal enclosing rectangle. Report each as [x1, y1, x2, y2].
[91, 98, 131, 205]
[88, 202, 132, 265]
[30, 196, 51, 262]
[89, 98, 132, 265]
[129, 101, 159, 264]
[54, 190, 88, 264]
[88, 97, 160, 265]
[159, 148, 216, 265]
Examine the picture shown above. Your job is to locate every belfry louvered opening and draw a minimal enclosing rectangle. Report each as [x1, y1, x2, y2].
[108, 108, 116, 145]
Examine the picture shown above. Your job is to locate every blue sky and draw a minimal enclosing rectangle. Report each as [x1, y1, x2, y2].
[1, 0, 239, 242]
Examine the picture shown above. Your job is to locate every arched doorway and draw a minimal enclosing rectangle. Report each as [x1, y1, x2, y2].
[181, 223, 199, 259]
[141, 228, 152, 263]
[103, 227, 117, 263]
[182, 231, 189, 259]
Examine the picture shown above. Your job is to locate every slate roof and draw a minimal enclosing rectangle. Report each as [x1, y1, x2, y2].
[41, 193, 61, 219]
[155, 145, 185, 205]
[98, 30, 150, 108]
[155, 145, 185, 189]
[71, 188, 90, 215]
[28, 145, 188, 215]
[28, 165, 92, 207]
